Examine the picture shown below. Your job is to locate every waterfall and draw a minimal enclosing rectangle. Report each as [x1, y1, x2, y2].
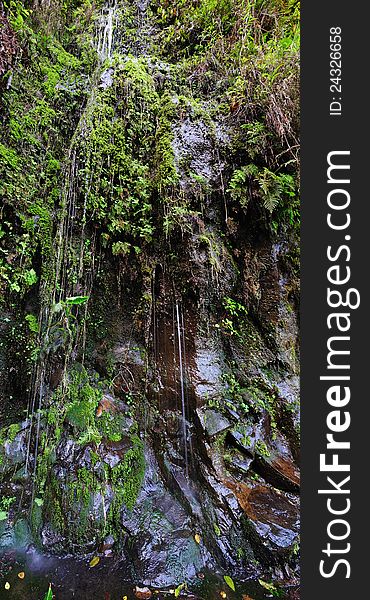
[24, 0, 122, 502]
[96, 3, 117, 62]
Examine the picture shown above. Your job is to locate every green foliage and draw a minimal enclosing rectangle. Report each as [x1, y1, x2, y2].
[175, 583, 186, 597]
[258, 579, 283, 597]
[227, 166, 251, 209]
[25, 314, 39, 334]
[216, 297, 248, 340]
[98, 411, 125, 443]
[228, 163, 296, 219]
[0, 423, 20, 455]
[0, 1, 89, 298]
[255, 440, 271, 458]
[0, 496, 16, 519]
[221, 371, 250, 415]
[65, 295, 89, 306]
[154, 0, 238, 58]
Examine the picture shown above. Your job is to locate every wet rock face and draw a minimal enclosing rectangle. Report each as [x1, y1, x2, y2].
[172, 117, 227, 189]
[120, 450, 208, 587]
[0, 204, 300, 587]
[0, 0, 300, 589]
[0, 519, 32, 552]
[0, 231, 299, 584]
[191, 341, 226, 404]
[197, 408, 231, 437]
[226, 481, 299, 552]
[0, 422, 28, 476]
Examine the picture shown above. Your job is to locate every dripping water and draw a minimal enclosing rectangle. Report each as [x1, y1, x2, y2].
[24, 0, 157, 508]
[175, 302, 189, 480]
[181, 306, 194, 470]
[96, 2, 117, 62]
[24, 1, 121, 502]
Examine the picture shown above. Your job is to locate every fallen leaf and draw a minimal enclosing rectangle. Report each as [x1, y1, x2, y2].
[134, 585, 152, 599]
[175, 583, 185, 597]
[5, 582, 10, 590]
[194, 533, 201, 544]
[89, 556, 100, 568]
[18, 572, 25, 579]
[223, 576, 235, 592]
[258, 580, 280, 596]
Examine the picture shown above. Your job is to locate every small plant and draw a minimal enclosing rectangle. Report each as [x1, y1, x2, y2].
[221, 370, 250, 414]
[216, 297, 248, 341]
[228, 163, 296, 216]
[0, 496, 16, 521]
[25, 313, 39, 333]
[255, 440, 271, 458]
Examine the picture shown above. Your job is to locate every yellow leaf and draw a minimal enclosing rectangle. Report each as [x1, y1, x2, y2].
[89, 556, 100, 568]
[5, 582, 10, 590]
[175, 583, 185, 597]
[223, 576, 235, 591]
[194, 533, 201, 544]
[123, 597, 128, 600]
[258, 579, 278, 594]
[18, 572, 25, 579]
[220, 592, 227, 599]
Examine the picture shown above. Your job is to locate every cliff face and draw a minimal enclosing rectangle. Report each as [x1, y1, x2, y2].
[0, 0, 300, 589]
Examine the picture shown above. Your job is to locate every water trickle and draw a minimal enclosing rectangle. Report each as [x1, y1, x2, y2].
[23, 0, 163, 514]
[181, 306, 195, 470]
[175, 302, 189, 479]
[96, 3, 117, 62]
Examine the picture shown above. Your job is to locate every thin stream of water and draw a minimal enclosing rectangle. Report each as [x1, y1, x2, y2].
[96, 3, 117, 62]
[24, 0, 121, 507]
[175, 302, 189, 480]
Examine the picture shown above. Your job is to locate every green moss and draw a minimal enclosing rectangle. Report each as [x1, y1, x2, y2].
[0, 423, 20, 455]
[110, 435, 145, 512]
[98, 411, 125, 442]
[40, 435, 145, 546]
[7, 423, 20, 443]
[65, 367, 101, 431]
